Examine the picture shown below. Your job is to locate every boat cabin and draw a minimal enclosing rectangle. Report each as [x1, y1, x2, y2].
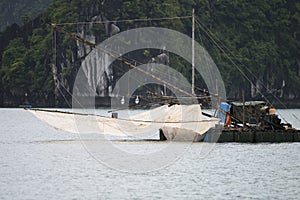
[219, 101, 291, 130]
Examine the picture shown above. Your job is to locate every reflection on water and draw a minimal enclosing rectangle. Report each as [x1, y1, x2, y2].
[0, 108, 299, 199]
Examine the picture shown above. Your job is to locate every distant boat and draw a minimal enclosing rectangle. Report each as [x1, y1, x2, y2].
[19, 104, 32, 108]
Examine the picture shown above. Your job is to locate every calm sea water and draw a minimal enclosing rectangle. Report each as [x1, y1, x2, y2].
[0, 108, 299, 199]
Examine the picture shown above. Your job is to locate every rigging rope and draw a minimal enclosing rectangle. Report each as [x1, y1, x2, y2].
[53, 15, 200, 95]
[50, 14, 298, 126]
[55, 16, 192, 26]
[29, 106, 210, 124]
[195, 19, 289, 123]
[53, 15, 218, 107]
[51, 23, 195, 99]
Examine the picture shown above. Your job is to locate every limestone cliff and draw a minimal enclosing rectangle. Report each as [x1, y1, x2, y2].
[52, 2, 119, 106]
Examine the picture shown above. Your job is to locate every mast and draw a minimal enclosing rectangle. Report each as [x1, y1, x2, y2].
[192, 8, 195, 95]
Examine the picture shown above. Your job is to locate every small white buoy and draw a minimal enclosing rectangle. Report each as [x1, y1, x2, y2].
[135, 96, 139, 104]
[121, 96, 125, 105]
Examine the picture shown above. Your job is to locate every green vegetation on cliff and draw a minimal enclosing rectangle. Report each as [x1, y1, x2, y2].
[0, 0, 299, 107]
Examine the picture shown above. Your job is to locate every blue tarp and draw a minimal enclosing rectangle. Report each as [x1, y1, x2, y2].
[216, 102, 231, 123]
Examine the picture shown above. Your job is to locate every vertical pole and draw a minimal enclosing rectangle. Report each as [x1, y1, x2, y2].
[53, 28, 58, 107]
[53, 28, 57, 68]
[242, 89, 245, 127]
[216, 79, 221, 125]
[192, 8, 195, 95]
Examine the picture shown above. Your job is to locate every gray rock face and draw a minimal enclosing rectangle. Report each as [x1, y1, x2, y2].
[52, 4, 121, 106]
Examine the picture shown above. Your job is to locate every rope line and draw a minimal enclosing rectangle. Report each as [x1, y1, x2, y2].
[55, 16, 192, 26]
[51, 24, 196, 98]
[29, 107, 215, 124]
[195, 19, 289, 123]
[197, 19, 289, 110]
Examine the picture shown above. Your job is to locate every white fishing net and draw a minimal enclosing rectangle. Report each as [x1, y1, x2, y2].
[28, 104, 218, 140]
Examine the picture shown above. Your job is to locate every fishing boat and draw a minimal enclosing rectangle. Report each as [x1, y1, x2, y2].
[27, 10, 299, 143]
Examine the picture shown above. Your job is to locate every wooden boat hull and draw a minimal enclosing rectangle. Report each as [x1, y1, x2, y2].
[215, 130, 300, 143]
